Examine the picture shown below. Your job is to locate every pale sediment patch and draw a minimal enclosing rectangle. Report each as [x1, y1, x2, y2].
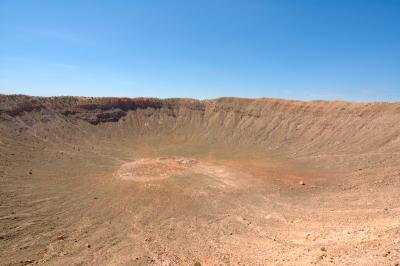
[115, 157, 198, 182]
[114, 157, 246, 188]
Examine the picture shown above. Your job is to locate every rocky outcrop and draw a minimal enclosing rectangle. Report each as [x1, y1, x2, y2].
[0, 95, 206, 124]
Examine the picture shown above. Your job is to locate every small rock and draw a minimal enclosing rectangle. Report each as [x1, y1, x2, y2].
[299, 181, 305, 186]
[86, 243, 91, 248]
[321, 247, 327, 252]
[56, 235, 67, 241]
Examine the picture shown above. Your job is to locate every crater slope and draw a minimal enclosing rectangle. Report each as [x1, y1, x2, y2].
[1, 95, 400, 265]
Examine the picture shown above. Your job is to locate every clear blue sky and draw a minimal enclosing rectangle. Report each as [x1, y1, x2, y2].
[1, 0, 399, 101]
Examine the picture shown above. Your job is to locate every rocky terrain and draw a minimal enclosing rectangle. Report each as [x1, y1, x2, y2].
[1, 94, 400, 265]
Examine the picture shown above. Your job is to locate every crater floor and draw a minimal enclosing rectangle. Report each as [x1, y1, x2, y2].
[1, 95, 400, 265]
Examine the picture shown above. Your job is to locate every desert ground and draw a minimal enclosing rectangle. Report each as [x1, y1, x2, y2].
[1, 95, 400, 265]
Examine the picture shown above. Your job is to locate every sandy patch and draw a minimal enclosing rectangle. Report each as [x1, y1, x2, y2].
[115, 157, 198, 181]
[115, 157, 252, 191]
